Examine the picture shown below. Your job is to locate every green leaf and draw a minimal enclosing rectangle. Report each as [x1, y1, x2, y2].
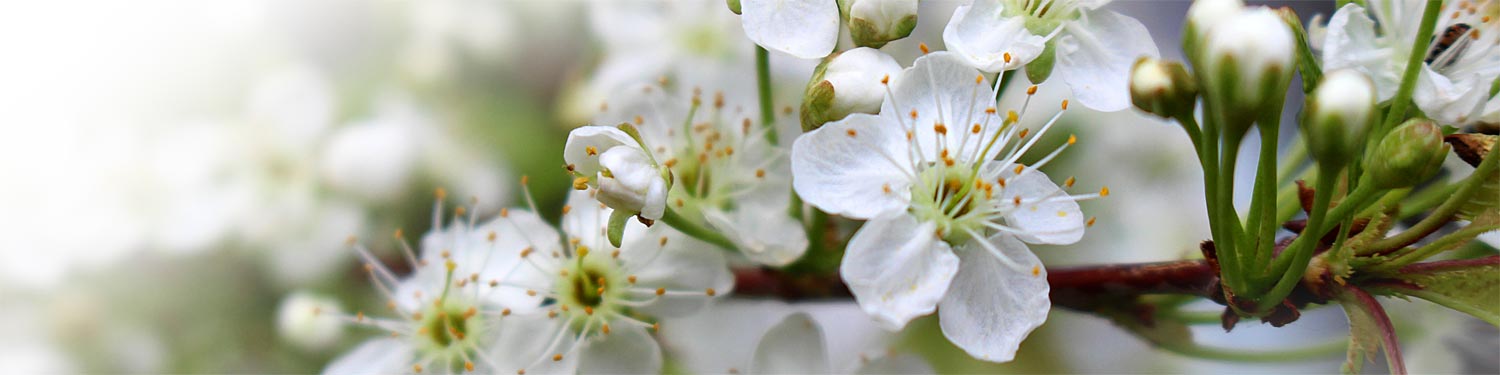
[1373, 256, 1500, 326]
[607, 208, 631, 248]
[1335, 285, 1405, 374]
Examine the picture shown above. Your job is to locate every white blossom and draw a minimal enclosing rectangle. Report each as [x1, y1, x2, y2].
[741, 0, 840, 59]
[661, 300, 933, 374]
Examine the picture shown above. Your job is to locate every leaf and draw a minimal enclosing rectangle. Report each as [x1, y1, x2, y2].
[1336, 285, 1406, 375]
[1373, 256, 1500, 326]
[607, 208, 631, 248]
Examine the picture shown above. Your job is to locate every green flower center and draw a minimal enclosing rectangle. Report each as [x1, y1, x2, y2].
[910, 163, 997, 243]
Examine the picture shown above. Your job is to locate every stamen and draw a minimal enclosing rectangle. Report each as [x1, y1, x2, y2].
[919, 43, 930, 54]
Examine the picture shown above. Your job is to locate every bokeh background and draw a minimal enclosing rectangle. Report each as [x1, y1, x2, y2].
[0, 0, 1492, 373]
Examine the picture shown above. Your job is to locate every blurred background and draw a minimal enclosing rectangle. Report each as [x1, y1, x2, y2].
[0, 0, 1490, 373]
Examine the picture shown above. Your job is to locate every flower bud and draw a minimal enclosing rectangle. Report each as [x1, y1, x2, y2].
[1366, 118, 1450, 189]
[846, 0, 918, 48]
[801, 47, 903, 131]
[727, 0, 742, 14]
[1183, 0, 1244, 63]
[276, 292, 344, 350]
[564, 125, 669, 219]
[1129, 57, 1198, 118]
[1301, 69, 1375, 170]
[1201, 8, 1294, 130]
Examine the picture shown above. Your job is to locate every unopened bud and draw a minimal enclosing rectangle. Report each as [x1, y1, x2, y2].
[801, 47, 902, 131]
[1301, 69, 1375, 170]
[727, 0, 742, 14]
[1367, 118, 1449, 188]
[1201, 7, 1294, 131]
[846, 0, 918, 48]
[1183, 0, 1245, 63]
[1129, 57, 1198, 118]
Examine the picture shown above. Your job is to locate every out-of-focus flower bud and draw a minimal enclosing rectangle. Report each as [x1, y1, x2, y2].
[1202, 7, 1295, 132]
[728, 0, 742, 14]
[1025, 42, 1057, 84]
[801, 47, 903, 131]
[846, 0, 918, 48]
[1367, 118, 1450, 188]
[1129, 57, 1198, 118]
[1183, 0, 1244, 62]
[276, 292, 344, 350]
[1302, 69, 1376, 170]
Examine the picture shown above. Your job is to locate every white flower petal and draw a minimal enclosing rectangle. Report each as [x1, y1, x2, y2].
[1414, 65, 1489, 125]
[564, 126, 640, 177]
[1321, 4, 1401, 101]
[791, 113, 913, 219]
[938, 235, 1050, 363]
[841, 215, 960, 330]
[620, 226, 733, 317]
[1053, 9, 1160, 112]
[322, 339, 412, 375]
[885, 52, 1004, 161]
[741, 0, 839, 59]
[659, 300, 795, 375]
[705, 206, 809, 266]
[488, 316, 580, 374]
[750, 312, 831, 374]
[799, 302, 899, 371]
[943, 0, 1047, 72]
[580, 325, 662, 375]
[998, 164, 1085, 245]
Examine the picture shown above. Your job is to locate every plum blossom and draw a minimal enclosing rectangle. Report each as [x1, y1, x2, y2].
[791, 52, 1102, 361]
[943, 0, 1159, 111]
[661, 300, 932, 374]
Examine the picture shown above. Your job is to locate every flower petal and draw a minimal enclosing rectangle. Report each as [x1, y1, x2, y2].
[704, 205, 809, 266]
[580, 325, 662, 375]
[1053, 9, 1160, 112]
[564, 126, 640, 177]
[1414, 65, 1490, 125]
[741, 0, 839, 58]
[998, 164, 1085, 245]
[1321, 4, 1401, 101]
[791, 113, 913, 219]
[620, 226, 733, 317]
[884, 52, 1004, 162]
[942, 0, 1047, 72]
[750, 312, 832, 374]
[322, 339, 412, 375]
[841, 214, 960, 330]
[659, 300, 795, 375]
[938, 235, 1050, 363]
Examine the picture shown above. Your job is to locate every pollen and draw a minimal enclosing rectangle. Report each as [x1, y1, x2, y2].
[1031, 265, 1040, 277]
[1061, 100, 1070, 110]
[756, 169, 766, 178]
[572, 177, 589, 190]
[846, 129, 858, 137]
[934, 124, 947, 134]
[1068, 134, 1077, 145]
[1027, 85, 1038, 95]
[975, 74, 984, 84]
[1014, 165, 1024, 174]
[1086, 216, 1097, 227]
[1065, 176, 1076, 188]
[881, 74, 890, 85]
[971, 124, 982, 134]
[1003, 52, 1012, 63]
[910, 109, 918, 119]
[1018, 128, 1030, 139]
[706, 288, 717, 296]
[1100, 186, 1111, 196]
[883, 184, 892, 194]
[553, 354, 564, 362]
[919, 42, 930, 54]
[656, 288, 666, 296]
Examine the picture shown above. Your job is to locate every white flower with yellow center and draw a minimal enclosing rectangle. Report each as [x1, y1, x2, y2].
[1317, 0, 1500, 124]
[582, 83, 808, 266]
[565, 126, 671, 221]
[495, 190, 734, 374]
[791, 52, 1104, 362]
[326, 192, 550, 374]
[943, 0, 1159, 111]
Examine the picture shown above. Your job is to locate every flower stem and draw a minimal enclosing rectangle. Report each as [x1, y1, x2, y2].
[1374, 222, 1500, 271]
[1257, 167, 1339, 311]
[1368, 143, 1500, 252]
[1246, 114, 1282, 272]
[1378, 0, 1443, 136]
[1155, 338, 1346, 363]
[755, 46, 777, 145]
[660, 207, 738, 252]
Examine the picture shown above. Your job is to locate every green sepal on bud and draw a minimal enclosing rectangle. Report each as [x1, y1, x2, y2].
[727, 0, 742, 14]
[1301, 69, 1376, 171]
[1025, 41, 1057, 84]
[845, 0, 918, 48]
[607, 208, 631, 248]
[1200, 7, 1295, 136]
[1366, 118, 1450, 189]
[1129, 57, 1199, 119]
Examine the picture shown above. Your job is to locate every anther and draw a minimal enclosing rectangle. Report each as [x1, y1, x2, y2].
[1068, 134, 1077, 145]
[454, 206, 466, 216]
[1006, 110, 1018, 124]
[435, 188, 448, 200]
[562, 205, 573, 215]
[572, 177, 589, 190]
[466, 361, 475, 372]
[603, 324, 612, 334]
[1061, 100, 1070, 110]
[414, 364, 424, 373]
[756, 169, 766, 178]
[1027, 85, 1038, 95]
[934, 123, 947, 134]
[660, 236, 668, 246]
[1086, 217, 1097, 227]
[1031, 266, 1040, 277]
[585, 306, 594, 316]
[706, 288, 717, 296]
[356, 311, 364, 322]
[585, 146, 598, 156]
[527, 290, 538, 296]
[971, 124, 982, 134]
[393, 229, 404, 239]
[1003, 52, 1012, 63]
[919, 42, 930, 54]
[612, 250, 620, 258]
[521, 248, 534, 258]
[501, 308, 512, 316]
[909, 109, 918, 119]
[1018, 128, 1030, 138]
[1064, 177, 1076, 188]
[577, 246, 590, 258]
[628, 275, 638, 284]
[846, 129, 858, 137]
[488, 231, 497, 242]
[985, 107, 997, 114]
[553, 354, 563, 362]
[441, 250, 451, 259]
[445, 260, 456, 272]
[883, 184, 892, 194]
[1100, 186, 1110, 197]
[1014, 196, 1022, 206]
[881, 75, 890, 85]
[975, 74, 984, 84]
[1014, 165, 1025, 174]
[655, 288, 666, 296]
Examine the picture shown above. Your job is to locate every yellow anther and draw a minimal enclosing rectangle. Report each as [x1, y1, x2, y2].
[502, 308, 512, 316]
[756, 169, 766, 178]
[1086, 216, 1098, 227]
[660, 236, 669, 246]
[971, 124, 982, 134]
[1018, 128, 1030, 138]
[585, 306, 594, 316]
[1003, 52, 1012, 63]
[1100, 186, 1111, 197]
[1031, 265, 1040, 277]
[655, 288, 666, 296]
[634, 115, 644, 125]
[521, 248, 534, 258]
[919, 42, 930, 54]
[435, 188, 448, 200]
[562, 205, 572, 215]
[553, 354, 563, 362]
[1068, 134, 1077, 145]
[356, 311, 364, 322]
[1061, 100, 1070, 110]
[527, 290, 538, 296]
[466, 361, 475, 372]
[393, 229, 404, 239]
[628, 275, 638, 284]
[986, 107, 997, 114]
[846, 129, 857, 137]
[883, 184, 892, 194]
[414, 364, 424, 373]
[1014, 196, 1022, 206]
[997, 177, 1007, 187]
[445, 260, 456, 272]
[1027, 85, 1038, 95]
[585, 146, 598, 156]
[934, 123, 947, 134]
[975, 74, 984, 84]
[910, 109, 918, 119]
[1057, 210, 1068, 217]
[572, 177, 589, 190]
[1006, 110, 1018, 124]
[881, 74, 890, 85]
[603, 324, 612, 334]
[454, 206, 466, 216]
[706, 288, 717, 297]
[612, 250, 621, 258]
[577, 246, 590, 258]
[1064, 176, 1076, 188]
[1014, 165, 1025, 174]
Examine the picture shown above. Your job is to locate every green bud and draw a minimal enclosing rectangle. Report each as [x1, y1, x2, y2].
[1129, 57, 1199, 119]
[1367, 118, 1450, 189]
[1025, 41, 1056, 84]
[727, 0, 741, 14]
[847, 0, 918, 48]
[1201, 8, 1294, 136]
[799, 48, 902, 131]
[1301, 69, 1376, 170]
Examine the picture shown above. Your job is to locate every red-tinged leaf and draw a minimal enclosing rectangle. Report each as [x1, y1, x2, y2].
[1336, 285, 1406, 375]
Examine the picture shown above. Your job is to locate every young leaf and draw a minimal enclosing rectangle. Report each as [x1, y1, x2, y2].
[1370, 256, 1500, 326]
[1336, 285, 1406, 375]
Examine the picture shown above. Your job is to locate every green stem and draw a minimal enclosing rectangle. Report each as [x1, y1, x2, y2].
[1247, 116, 1281, 273]
[1369, 143, 1500, 252]
[1258, 167, 1338, 311]
[1313, 178, 1380, 236]
[1397, 183, 1457, 220]
[1154, 338, 1347, 362]
[1219, 132, 1248, 282]
[1378, 0, 1443, 136]
[1375, 223, 1500, 271]
[1159, 309, 1224, 325]
[755, 46, 777, 145]
[661, 207, 739, 252]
